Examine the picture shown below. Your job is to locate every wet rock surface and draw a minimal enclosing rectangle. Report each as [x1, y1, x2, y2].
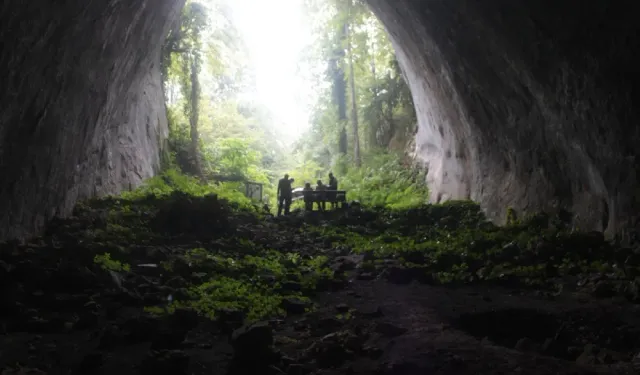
[0, 0, 185, 241]
[1, 196, 640, 374]
[366, 0, 640, 234]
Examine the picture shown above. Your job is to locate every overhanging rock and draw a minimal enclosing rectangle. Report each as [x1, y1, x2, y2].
[366, 0, 640, 235]
[0, 0, 185, 240]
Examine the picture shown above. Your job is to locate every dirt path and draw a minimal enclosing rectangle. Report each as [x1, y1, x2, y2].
[304, 278, 640, 375]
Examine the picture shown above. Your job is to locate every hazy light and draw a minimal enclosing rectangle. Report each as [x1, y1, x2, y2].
[228, 0, 315, 143]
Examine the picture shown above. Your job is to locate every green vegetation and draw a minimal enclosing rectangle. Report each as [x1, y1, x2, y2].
[294, 0, 417, 175]
[93, 253, 131, 273]
[118, 168, 257, 212]
[75, 0, 635, 327]
[155, 0, 428, 212]
[162, 0, 290, 206]
[66, 185, 640, 329]
[337, 152, 429, 209]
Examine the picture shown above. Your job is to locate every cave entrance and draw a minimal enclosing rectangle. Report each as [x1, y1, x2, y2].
[160, 0, 426, 211]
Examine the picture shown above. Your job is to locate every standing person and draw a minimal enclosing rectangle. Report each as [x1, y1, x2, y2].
[277, 174, 293, 216]
[315, 180, 327, 212]
[328, 172, 338, 209]
[302, 182, 314, 211]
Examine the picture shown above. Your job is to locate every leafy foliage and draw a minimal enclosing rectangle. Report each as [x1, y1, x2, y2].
[298, 0, 416, 159]
[283, 0, 426, 209]
[162, 0, 292, 209]
[339, 151, 429, 209]
[118, 168, 257, 212]
[93, 253, 131, 273]
[158, 0, 426, 211]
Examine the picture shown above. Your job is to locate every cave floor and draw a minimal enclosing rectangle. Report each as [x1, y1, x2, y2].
[1, 196, 639, 375]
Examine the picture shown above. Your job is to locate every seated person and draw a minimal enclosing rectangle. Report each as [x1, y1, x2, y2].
[302, 182, 314, 211]
[315, 180, 327, 211]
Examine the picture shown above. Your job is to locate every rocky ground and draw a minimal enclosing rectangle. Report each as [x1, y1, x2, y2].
[2, 192, 640, 375]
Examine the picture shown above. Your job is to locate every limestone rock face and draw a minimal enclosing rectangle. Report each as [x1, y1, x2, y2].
[366, 0, 640, 235]
[0, 0, 184, 240]
[2, 0, 639, 240]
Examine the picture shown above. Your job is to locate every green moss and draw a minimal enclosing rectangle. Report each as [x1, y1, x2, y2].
[63, 180, 635, 325]
[506, 207, 517, 226]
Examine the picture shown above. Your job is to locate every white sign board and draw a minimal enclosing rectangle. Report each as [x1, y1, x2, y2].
[245, 182, 263, 202]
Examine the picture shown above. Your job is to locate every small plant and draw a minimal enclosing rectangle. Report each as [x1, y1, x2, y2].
[93, 253, 131, 272]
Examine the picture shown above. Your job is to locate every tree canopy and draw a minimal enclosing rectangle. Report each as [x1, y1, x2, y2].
[159, 0, 428, 210]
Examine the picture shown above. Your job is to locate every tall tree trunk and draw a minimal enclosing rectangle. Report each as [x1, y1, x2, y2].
[189, 54, 202, 177]
[369, 34, 380, 148]
[331, 24, 348, 156]
[346, 7, 361, 168]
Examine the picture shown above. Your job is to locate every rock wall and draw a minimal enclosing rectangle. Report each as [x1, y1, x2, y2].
[0, 0, 185, 240]
[2, 0, 639, 240]
[366, 0, 640, 236]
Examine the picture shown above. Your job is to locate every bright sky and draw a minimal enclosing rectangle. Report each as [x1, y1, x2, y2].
[228, 0, 315, 144]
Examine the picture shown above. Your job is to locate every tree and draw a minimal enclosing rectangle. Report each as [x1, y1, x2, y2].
[301, 0, 416, 169]
[327, 23, 348, 157]
[162, 1, 208, 176]
[189, 47, 203, 176]
[346, 0, 361, 167]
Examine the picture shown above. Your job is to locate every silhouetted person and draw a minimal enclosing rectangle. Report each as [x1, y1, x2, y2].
[315, 180, 326, 212]
[277, 174, 293, 216]
[328, 172, 338, 209]
[302, 182, 314, 211]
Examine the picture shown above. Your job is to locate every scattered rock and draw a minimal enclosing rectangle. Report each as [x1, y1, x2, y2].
[358, 306, 384, 318]
[216, 307, 246, 333]
[77, 352, 104, 373]
[331, 255, 362, 273]
[575, 344, 596, 365]
[540, 337, 565, 357]
[356, 272, 376, 280]
[287, 363, 312, 375]
[231, 321, 274, 360]
[591, 280, 617, 298]
[229, 321, 280, 374]
[98, 324, 127, 349]
[140, 350, 190, 375]
[363, 345, 384, 359]
[316, 317, 344, 334]
[632, 352, 640, 372]
[1, 368, 47, 375]
[597, 348, 624, 364]
[576, 351, 596, 365]
[0, 259, 13, 284]
[384, 266, 415, 284]
[374, 322, 407, 337]
[282, 298, 310, 315]
[307, 332, 356, 368]
[120, 315, 160, 343]
[383, 361, 424, 375]
[347, 358, 379, 374]
[514, 337, 536, 352]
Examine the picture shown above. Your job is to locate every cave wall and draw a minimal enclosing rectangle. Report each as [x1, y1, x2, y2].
[366, 0, 640, 236]
[0, 0, 185, 240]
